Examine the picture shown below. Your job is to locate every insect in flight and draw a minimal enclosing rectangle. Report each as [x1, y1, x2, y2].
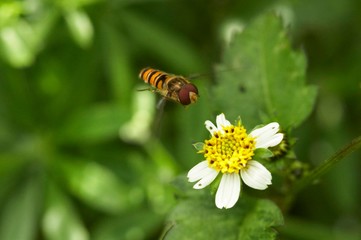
[139, 67, 199, 107]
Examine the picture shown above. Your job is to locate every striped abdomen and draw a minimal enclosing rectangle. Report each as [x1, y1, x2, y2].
[139, 67, 173, 90]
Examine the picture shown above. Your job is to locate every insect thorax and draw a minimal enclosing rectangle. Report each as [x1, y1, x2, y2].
[166, 77, 188, 92]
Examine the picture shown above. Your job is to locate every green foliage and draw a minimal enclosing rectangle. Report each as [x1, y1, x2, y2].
[163, 193, 283, 240]
[120, 11, 205, 73]
[58, 103, 130, 144]
[42, 183, 89, 240]
[57, 159, 130, 213]
[0, 175, 43, 240]
[65, 9, 94, 48]
[213, 13, 317, 129]
[0, 0, 360, 240]
[254, 148, 274, 159]
[0, 1, 58, 67]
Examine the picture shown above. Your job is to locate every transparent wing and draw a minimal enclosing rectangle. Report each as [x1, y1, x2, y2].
[156, 97, 167, 110]
[152, 97, 167, 138]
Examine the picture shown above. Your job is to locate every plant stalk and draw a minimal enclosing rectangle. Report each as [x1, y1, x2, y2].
[291, 135, 361, 194]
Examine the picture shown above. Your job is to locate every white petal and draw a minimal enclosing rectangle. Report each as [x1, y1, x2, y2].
[249, 122, 283, 149]
[215, 173, 241, 209]
[187, 161, 219, 189]
[250, 122, 279, 138]
[193, 170, 218, 189]
[205, 120, 217, 135]
[187, 161, 211, 182]
[216, 113, 231, 130]
[241, 161, 272, 190]
[256, 133, 283, 149]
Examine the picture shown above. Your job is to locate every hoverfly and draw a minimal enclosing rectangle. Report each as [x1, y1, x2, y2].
[139, 67, 199, 106]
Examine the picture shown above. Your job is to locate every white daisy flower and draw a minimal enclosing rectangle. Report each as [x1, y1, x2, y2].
[187, 113, 283, 209]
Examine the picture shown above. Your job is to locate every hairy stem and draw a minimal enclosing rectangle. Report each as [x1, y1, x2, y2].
[291, 135, 361, 194]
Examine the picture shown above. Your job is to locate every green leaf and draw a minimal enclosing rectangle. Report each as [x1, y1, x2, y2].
[213, 13, 317, 129]
[163, 196, 283, 240]
[57, 0, 102, 10]
[0, 21, 35, 67]
[42, 182, 89, 240]
[0, 175, 43, 240]
[57, 159, 130, 213]
[120, 11, 205, 73]
[144, 140, 179, 176]
[0, 5, 57, 68]
[58, 103, 131, 144]
[0, 155, 26, 202]
[0, 2, 22, 27]
[192, 142, 205, 151]
[100, 23, 133, 104]
[119, 91, 156, 145]
[93, 210, 163, 240]
[238, 199, 283, 240]
[254, 148, 274, 159]
[64, 9, 93, 48]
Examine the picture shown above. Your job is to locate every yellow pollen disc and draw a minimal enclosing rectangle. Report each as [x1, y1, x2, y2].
[202, 124, 255, 174]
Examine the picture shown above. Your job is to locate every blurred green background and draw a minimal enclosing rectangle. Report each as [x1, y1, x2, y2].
[0, 0, 360, 239]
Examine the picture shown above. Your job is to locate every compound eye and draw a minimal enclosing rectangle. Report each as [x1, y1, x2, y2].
[178, 84, 199, 105]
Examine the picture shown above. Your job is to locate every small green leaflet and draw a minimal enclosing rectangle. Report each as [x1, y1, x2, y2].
[193, 142, 205, 151]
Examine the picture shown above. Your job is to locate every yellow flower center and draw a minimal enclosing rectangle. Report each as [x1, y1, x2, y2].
[201, 123, 255, 174]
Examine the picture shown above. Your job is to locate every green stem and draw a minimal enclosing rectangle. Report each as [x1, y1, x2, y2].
[291, 135, 361, 195]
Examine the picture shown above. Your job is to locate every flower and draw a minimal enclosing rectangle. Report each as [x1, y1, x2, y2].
[187, 113, 283, 209]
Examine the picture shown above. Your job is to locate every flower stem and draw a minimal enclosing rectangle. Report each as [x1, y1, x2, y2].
[291, 135, 361, 195]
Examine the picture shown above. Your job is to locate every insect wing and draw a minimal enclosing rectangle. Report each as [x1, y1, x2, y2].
[152, 97, 167, 137]
[156, 97, 167, 110]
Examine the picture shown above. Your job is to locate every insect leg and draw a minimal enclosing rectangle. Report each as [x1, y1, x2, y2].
[137, 87, 155, 92]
